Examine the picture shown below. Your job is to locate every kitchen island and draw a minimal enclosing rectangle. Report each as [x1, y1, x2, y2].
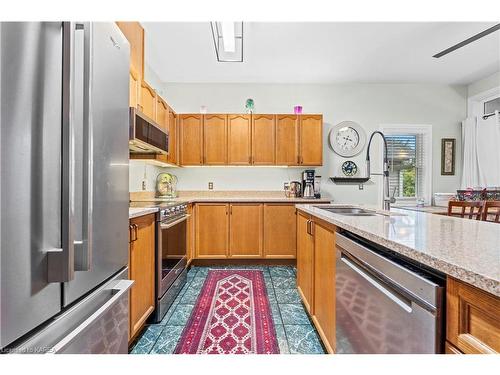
[295, 203, 500, 354]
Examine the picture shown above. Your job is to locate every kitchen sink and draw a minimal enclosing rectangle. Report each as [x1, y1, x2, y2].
[314, 206, 380, 216]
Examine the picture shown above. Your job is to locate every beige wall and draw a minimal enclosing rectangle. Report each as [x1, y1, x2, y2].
[131, 81, 467, 205]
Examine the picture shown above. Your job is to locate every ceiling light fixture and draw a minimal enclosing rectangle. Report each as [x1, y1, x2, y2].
[210, 22, 243, 62]
[433, 23, 500, 58]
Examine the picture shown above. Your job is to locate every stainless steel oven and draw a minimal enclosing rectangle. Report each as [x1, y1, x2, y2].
[151, 203, 189, 323]
[335, 231, 445, 354]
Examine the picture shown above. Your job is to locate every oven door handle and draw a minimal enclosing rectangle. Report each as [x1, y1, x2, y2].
[160, 214, 190, 229]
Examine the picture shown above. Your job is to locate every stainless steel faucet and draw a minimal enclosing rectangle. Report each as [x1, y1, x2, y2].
[366, 131, 395, 211]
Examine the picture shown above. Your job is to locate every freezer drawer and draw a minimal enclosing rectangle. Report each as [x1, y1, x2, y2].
[9, 268, 133, 354]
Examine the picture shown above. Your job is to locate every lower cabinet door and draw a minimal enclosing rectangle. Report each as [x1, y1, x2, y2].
[263, 204, 297, 258]
[229, 204, 263, 258]
[195, 204, 229, 258]
[312, 221, 336, 354]
[129, 214, 156, 341]
[447, 277, 500, 354]
[297, 212, 314, 313]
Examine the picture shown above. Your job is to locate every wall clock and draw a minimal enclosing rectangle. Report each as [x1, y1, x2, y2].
[328, 121, 367, 157]
[341, 161, 358, 177]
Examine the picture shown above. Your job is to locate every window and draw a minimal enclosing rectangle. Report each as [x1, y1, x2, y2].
[380, 125, 432, 205]
[484, 97, 500, 116]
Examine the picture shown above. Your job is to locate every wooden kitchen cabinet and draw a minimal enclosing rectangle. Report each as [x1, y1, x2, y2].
[129, 68, 140, 108]
[299, 115, 323, 165]
[252, 114, 276, 165]
[263, 204, 296, 258]
[116, 22, 144, 78]
[446, 277, 500, 354]
[139, 80, 156, 120]
[228, 114, 252, 165]
[128, 214, 156, 342]
[296, 210, 336, 353]
[276, 115, 299, 165]
[179, 114, 203, 165]
[297, 212, 314, 313]
[195, 204, 229, 258]
[186, 203, 194, 263]
[311, 219, 336, 354]
[204, 114, 228, 165]
[229, 204, 263, 258]
[155, 96, 169, 132]
[167, 109, 178, 165]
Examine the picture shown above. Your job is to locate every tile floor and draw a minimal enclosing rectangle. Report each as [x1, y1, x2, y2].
[130, 265, 326, 354]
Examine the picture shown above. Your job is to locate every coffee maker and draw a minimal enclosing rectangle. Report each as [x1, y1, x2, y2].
[302, 170, 316, 199]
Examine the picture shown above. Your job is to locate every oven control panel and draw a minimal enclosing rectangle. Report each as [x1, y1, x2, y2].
[159, 204, 188, 221]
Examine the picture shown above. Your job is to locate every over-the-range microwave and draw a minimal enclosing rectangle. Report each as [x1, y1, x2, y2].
[129, 107, 168, 155]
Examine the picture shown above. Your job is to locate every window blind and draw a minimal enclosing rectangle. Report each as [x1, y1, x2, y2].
[386, 134, 425, 200]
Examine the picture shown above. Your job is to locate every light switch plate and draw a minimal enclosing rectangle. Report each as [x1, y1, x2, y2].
[208, 182, 213, 190]
[359, 184, 364, 190]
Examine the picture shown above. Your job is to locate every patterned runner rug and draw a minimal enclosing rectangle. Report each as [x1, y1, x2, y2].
[174, 269, 279, 354]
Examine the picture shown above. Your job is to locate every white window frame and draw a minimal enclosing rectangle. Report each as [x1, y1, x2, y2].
[468, 86, 500, 117]
[379, 124, 433, 206]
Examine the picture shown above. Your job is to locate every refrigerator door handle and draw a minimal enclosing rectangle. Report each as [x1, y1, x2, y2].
[48, 22, 76, 282]
[74, 22, 93, 272]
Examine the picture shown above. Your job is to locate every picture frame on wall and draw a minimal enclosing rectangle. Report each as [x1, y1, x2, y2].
[441, 138, 456, 175]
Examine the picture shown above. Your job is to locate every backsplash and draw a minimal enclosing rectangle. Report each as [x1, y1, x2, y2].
[129, 161, 307, 193]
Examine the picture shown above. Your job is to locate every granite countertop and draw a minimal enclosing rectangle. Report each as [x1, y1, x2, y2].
[296, 203, 500, 297]
[129, 207, 159, 219]
[393, 205, 448, 214]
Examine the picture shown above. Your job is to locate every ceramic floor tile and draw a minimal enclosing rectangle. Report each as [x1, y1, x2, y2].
[167, 304, 194, 326]
[284, 324, 325, 354]
[193, 267, 210, 276]
[275, 288, 302, 304]
[274, 324, 290, 354]
[157, 301, 178, 326]
[179, 280, 204, 304]
[129, 325, 164, 354]
[279, 304, 310, 325]
[150, 325, 184, 354]
[272, 276, 296, 290]
[270, 303, 282, 325]
[264, 276, 274, 292]
[269, 266, 296, 278]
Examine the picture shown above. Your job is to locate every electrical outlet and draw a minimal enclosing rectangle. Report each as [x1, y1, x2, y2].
[142, 180, 146, 191]
[359, 184, 364, 190]
[208, 182, 213, 190]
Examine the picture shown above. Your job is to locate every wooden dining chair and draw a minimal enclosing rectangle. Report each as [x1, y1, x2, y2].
[482, 201, 500, 223]
[447, 201, 484, 220]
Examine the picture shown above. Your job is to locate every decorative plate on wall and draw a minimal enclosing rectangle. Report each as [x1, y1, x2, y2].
[328, 121, 367, 157]
[341, 160, 358, 177]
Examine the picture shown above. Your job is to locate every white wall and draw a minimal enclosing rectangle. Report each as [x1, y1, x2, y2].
[131, 83, 466, 205]
[467, 71, 500, 98]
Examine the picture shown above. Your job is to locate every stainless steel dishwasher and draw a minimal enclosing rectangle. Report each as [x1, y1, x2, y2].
[335, 231, 445, 354]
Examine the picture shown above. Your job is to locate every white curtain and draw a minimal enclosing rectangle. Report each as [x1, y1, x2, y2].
[461, 111, 500, 189]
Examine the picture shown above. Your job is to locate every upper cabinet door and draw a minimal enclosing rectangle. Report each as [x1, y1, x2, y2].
[252, 114, 276, 165]
[116, 22, 144, 78]
[204, 114, 228, 165]
[129, 68, 140, 108]
[155, 97, 168, 132]
[139, 80, 156, 120]
[300, 115, 323, 165]
[276, 115, 299, 165]
[228, 114, 252, 165]
[167, 110, 177, 165]
[179, 114, 203, 165]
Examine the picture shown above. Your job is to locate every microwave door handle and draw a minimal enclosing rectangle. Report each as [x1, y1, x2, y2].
[160, 214, 190, 230]
[341, 255, 413, 313]
[48, 22, 76, 282]
[74, 22, 92, 272]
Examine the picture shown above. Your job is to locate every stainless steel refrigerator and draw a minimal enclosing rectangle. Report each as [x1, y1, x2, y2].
[0, 22, 133, 353]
